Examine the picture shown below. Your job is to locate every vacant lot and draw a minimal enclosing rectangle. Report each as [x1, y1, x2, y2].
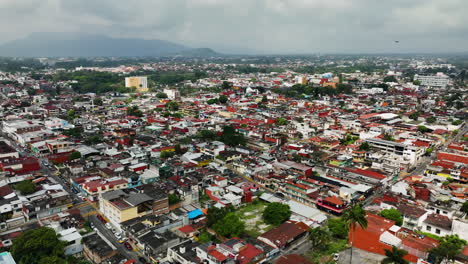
[236, 201, 274, 237]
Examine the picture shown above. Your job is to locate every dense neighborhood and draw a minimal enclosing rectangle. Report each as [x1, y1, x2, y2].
[0, 55, 466, 264]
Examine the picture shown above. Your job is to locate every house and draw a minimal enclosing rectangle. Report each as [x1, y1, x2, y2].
[422, 213, 452, 237]
[257, 221, 309, 249]
[396, 203, 428, 230]
[137, 230, 180, 261]
[100, 190, 155, 230]
[351, 213, 438, 263]
[82, 233, 117, 264]
[167, 240, 200, 264]
[0, 141, 19, 160]
[100, 188, 169, 232]
[58, 227, 83, 256]
[80, 178, 128, 201]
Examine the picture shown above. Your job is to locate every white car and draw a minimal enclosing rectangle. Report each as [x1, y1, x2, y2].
[333, 253, 340, 261]
[105, 223, 112, 229]
[114, 232, 122, 239]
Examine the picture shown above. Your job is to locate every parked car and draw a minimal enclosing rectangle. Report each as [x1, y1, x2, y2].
[124, 242, 133, 251]
[114, 232, 122, 240]
[333, 253, 340, 261]
[105, 223, 112, 229]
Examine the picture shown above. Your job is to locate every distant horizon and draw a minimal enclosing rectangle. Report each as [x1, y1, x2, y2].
[1, 31, 468, 58]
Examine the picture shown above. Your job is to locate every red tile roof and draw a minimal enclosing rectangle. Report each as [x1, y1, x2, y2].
[324, 196, 344, 206]
[237, 244, 263, 264]
[259, 222, 308, 248]
[208, 249, 228, 262]
[178, 225, 195, 234]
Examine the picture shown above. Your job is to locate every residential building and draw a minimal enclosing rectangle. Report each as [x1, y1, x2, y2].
[125, 76, 148, 92]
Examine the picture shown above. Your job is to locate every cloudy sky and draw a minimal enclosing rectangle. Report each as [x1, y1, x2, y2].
[1, 0, 467, 54]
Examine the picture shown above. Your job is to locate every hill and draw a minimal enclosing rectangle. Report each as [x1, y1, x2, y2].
[0, 32, 218, 57]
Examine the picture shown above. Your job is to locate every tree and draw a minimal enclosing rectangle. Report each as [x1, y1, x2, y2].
[263, 202, 291, 226]
[38, 256, 67, 264]
[342, 203, 368, 264]
[328, 218, 349, 239]
[409, 112, 420, 120]
[93, 98, 103, 106]
[359, 142, 371, 151]
[70, 151, 81, 160]
[213, 213, 245, 238]
[461, 201, 468, 215]
[15, 180, 36, 195]
[160, 150, 175, 159]
[207, 98, 219, 105]
[126, 105, 143, 117]
[426, 116, 436, 124]
[156, 92, 168, 98]
[309, 226, 331, 251]
[221, 81, 231, 90]
[168, 193, 181, 205]
[220, 126, 246, 146]
[382, 246, 409, 264]
[166, 101, 179, 111]
[412, 80, 421, 85]
[11, 227, 66, 264]
[418, 125, 430, 133]
[198, 231, 212, 243]
[68, 109, 76, 120]
[218, 95, 228, 104]
[429, 235, 467, 264]
[261, 95, 268, 103]
[452, 120, 463, 126]
[383, 75, 398, 83]
[383, 133, 395, 141]
[379, 209, 403, 226]
[207, 206, 232, 227]
[276, 118, 288, 126]
[197, 129, 217, 141]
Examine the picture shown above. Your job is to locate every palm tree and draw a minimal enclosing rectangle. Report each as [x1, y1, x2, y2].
[342, 203, 368, 264]
[382, 246, 409, 264]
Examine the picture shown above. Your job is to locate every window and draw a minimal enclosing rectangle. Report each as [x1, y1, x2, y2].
[426, 226, 431, 231]
[443, 211, 447, 214]
[436, 229, 440, 235]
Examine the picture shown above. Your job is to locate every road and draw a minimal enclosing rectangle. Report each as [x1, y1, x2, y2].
[88, 214, 143, 263]
[0, 132, 147, 263]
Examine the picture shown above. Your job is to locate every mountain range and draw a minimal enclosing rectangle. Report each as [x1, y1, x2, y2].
[0, 32, 219, 57]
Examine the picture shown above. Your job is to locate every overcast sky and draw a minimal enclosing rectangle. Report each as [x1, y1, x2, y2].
[1, 0, 468, 54]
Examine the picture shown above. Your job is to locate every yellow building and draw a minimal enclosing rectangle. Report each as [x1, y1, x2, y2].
[125, 76, 149, 92]
[100, 190, 154, 227]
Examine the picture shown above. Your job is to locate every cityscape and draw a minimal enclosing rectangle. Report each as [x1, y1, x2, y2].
[0, 1, 467, 264]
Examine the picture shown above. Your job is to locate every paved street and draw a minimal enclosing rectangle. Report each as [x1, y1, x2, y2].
[88, 214, 143, 263]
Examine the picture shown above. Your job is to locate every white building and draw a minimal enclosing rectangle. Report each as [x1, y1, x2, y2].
[414, 72, 450, 88]
[58, 228, 83, 256]
[163, 88, 181, 100]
